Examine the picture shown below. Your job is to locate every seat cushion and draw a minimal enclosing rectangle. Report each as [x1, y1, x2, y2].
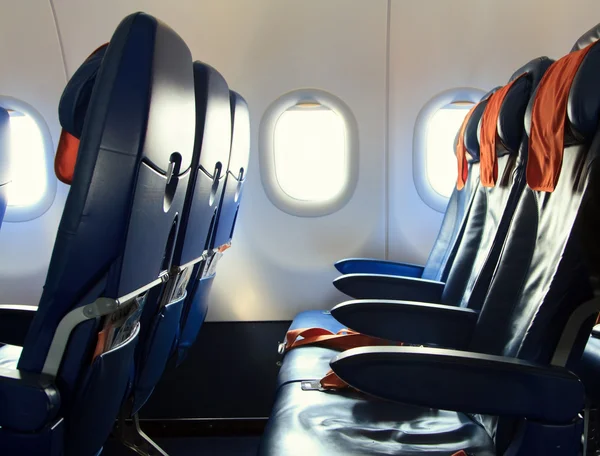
[0, 344, 22, 369]
[278, 346, 338, 388]
[279, 311, 347, 387]
[259, 382, 495, 456]
[289, 310, 345, 333]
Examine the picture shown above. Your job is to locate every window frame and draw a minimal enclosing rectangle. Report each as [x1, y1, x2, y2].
[259, 89, 358, 217]
[0, 96, 57, 222]
[413, 88, 485, 213]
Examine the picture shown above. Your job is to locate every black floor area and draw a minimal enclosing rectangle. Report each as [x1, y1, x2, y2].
[103, 436, 260, 456]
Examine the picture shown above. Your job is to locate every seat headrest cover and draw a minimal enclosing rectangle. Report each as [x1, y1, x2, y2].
[527, 41, 599, 192]
[479, 74, 526, 187]
[509, 57, 554, 86]
[568, 41, 600, 140]
[55, 44, 107, 185]
[455, 103, 480, 190]
[465, 89, 497, 163]
[454, 90, 495, 189]
[497, 57, 554, 160]
[54, 130, 80, 185]
[572, 23, 600, 52]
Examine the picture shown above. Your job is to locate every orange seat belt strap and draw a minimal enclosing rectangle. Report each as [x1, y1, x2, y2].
[282, 327, 399, 353]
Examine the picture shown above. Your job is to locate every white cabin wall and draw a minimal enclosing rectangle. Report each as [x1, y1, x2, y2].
[51, 0, 389, 320]
[388, 0, 600, 263]
[2, 0, 600, 319]
[0, 0, 67, 305]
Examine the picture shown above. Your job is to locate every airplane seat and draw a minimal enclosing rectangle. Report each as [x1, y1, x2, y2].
[333, 57, 552, 305]
[0, 12, 195, 456]
[334, 91, 493, 281]
[259, 37, 600, 455]
[277, 59, 551, 388]
[287, 92, 493, 336]
[125, 61, 233, 420]
[176, 90, 250, 363]
[0, 107, 9, 228]
[284, 57, 552, 349]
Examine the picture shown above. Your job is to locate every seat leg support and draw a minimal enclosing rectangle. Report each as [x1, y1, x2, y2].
[114, 411, 170, 456]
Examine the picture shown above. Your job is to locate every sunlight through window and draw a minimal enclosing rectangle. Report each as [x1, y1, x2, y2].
[273, 106, 346, 202]
[7, 112, 47, 207]
[425, 103, 473, 197]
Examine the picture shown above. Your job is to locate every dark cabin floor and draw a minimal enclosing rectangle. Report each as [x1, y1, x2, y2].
[103, 436, 260, 456]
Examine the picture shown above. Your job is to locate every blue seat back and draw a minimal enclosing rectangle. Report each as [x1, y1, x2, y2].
[131, 61, 232, 413]
[14, 13, 195, 455]
[466, 43, 600, 452]
[175, 90, 250, 364]
[421, 94, 489, 282]
[211, 91, 250, 249]
[441, 57, 554, 309]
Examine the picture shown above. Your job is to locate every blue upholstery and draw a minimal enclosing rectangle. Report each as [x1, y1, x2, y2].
[176, 91, 250, 363]
[129, 61, 233, 415]
[0, 107, 10, 228]
[334, 91, 491, 283]
[292, 58, 551, 340]
[0, 13, 196, 456]
[210, 91, 250, 250]
[260, 41, 600, 455]
[334, 259, 424, 277]
[303, 93, 490, 332]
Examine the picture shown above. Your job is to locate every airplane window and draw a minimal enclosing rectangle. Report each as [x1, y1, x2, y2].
[0, 97, 56, 222]
[260, 89, 358, 217]
[6, 111, 48, 207]
[413, 88, 485, 212]
[274, 104, 345, 201]
[425, 102, 474, 198]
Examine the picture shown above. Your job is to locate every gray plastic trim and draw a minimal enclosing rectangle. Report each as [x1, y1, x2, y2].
[259, 89, 359, 217]
[42, 273, 169, 377]
[551, 297, 600, 367]
[412, 88, 485, 213]
[0, 96, 57, 222]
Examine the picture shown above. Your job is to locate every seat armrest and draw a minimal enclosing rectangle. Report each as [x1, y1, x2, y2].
[333, 274, 444, 302]
[331, 346, 584, 424]
[330, 300, 477, 348]
[335, 258, 424, 278]
[0, 366, 60, 432]
[0, 305, 37, 346]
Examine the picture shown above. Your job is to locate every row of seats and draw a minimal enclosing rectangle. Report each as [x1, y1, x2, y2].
[259, 24, 600, 455]
[0, 12, 249, 456]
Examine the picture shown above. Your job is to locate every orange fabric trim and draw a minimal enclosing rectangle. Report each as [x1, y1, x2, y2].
[283, 327, 399, 353]
[455, 103, 480, 190]
[320, 369, 350, 390]
[479, 74, 526, 187]
[218, 242, 231, 253]
[528, 42, 598, 192]
[54, 42, 109, 185]
[55, 129, 80, 185]
[284, 327, 401, 392]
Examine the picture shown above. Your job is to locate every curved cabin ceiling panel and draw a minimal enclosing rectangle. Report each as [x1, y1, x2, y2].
[0, 0, 67, 305]
[53, 0, 388, 320]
